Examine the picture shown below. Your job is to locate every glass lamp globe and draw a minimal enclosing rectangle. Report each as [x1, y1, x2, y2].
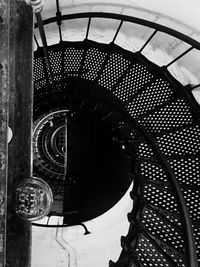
[15, 176, 53, 221]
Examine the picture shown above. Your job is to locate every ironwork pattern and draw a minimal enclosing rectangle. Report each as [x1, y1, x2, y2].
[33, 11, 200, 267]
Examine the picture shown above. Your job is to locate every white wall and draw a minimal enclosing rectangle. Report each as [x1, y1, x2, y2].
[32, 184, 133, 267]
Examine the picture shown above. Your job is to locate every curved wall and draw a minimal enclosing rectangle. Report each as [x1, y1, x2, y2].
[34, 0, 200, 101]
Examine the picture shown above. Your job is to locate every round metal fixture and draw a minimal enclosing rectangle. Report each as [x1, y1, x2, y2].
[15, 176, 53, 221]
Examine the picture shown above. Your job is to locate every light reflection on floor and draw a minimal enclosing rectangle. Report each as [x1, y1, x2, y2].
[31, 183, 133, 267]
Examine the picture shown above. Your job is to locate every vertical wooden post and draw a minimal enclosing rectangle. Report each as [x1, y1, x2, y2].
[6, 1, 33, 266]
[0, 1, 9, 266]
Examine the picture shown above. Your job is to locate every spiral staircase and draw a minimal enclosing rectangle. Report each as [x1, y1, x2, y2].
[28, 3, 200, 265]
[0, 1, 199, 267]
[1, 1, 200, 267]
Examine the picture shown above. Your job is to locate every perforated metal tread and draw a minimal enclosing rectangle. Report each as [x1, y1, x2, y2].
[33, 40, 200, 266]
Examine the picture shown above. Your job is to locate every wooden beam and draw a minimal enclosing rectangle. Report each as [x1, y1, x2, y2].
[6, 1, 33, 266]
[0, 1, 9, 266]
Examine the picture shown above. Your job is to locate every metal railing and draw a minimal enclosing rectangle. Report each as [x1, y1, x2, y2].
[32, 9, 200, 267]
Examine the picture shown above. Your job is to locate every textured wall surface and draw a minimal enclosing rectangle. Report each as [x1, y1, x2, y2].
[0, 1, 8, 266]
[5, 1, 33, 267]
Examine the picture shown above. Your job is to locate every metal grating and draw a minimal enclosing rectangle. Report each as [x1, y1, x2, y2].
[82, 47, 107, 81]
[140, 161, 168, 183]
[140, 98, 194, 134]
[126, 78, 174, 118]
[113, 63, 153, 102]
[98, 53, 130, 90]
[64, 47, 84, 75]
[34, 56, 48, 91]
[158, 245, 185, 267]
[138, 142, 154, 158]
[143, 183, 178, 213]
[137, 234, 171, 267]
[142, 207, 184, 253]
[156, 124, 200, 156]
[49, 49, 62, 74]
[34, 57, 45, 81]
[50, 192, 64, 214]
[183, 188, 200, 220]
[147, 204, 182, 228]
[33, 40, 200, 266]
[194, 227, 200, 260]
[169, 157, 200, 186]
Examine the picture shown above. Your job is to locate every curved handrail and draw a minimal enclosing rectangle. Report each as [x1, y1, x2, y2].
[32, 221, 90, 234]
[80, 92, 199, 267]
[35, 12, 200, 51]
[32, 87, 198, 266]
[33, 13, 199, 266]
